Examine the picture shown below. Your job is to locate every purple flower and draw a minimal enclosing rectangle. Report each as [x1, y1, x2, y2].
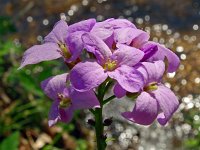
[41, 73, 100, 126]
[114, 61, 179, 126]
[70, 33, 145, 93]
[90, 18, 136, 48]
[19, 19, 96, 69]
[113, 27, 180, 72]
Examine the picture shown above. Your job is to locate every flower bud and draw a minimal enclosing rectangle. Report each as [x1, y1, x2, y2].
[103, 117, 113, 126]
[87, 119, 95, 126]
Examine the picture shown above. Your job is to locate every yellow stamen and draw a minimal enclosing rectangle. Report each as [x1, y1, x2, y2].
[58, 93, 71, 108]
[144, 82, 158, 92]
[59, 43, 71, 59]
[103, 59, 117, 71]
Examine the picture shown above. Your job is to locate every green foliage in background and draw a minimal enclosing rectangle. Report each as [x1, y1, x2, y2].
[184, 108, 200, 150]
[0, 16, 16, 35]
[0, 132, 20, 150]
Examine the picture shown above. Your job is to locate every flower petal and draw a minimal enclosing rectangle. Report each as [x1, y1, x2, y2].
[109, 19, 136, 29]
[69, 87, 100, 110]
[70, 61, 108, 92]
[44, 20, 68, 43]
[140, 61, 165, 84]
[48, 101, 73, 126]
[108, 65, 144, 93]
[152, 84, 179, 125]
[114, 28, 149, 45]
[41, 73, 68, 100]
[122, 91, 158, 125]
[111, 44, 144, 66]
[82, 33, 112, 64]
[91, 26, 113, 41]
[140, 42, 158, 61]
[113, 83, 127, 98]
[135, 64, 148, 85]
[65, 31, 84, 62]
[48, 101, 60, 126]
[91, 18, 115, 41]
[67, 19, 96, 33]
[131, 31, 150, 49]
[59, 107, 74, 123]
[90, 18, 136, 42]
[19, 43, 61, 69]
[148, 42, 180, 72]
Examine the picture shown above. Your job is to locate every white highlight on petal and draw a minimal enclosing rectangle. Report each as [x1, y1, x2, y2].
[167, 72, 176, 78]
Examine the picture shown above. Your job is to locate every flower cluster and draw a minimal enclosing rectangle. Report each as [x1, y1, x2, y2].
[19, 18, 180, 126]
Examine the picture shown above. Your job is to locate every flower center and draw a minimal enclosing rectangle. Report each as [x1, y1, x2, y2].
[144, 82, 158, 92]
[103, 59, 117, 71]
[58, 43, 71, 59]
[57, 93, 71, 108]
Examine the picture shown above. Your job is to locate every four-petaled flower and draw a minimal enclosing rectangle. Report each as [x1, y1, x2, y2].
[19, 19, 96, 69]
[70, 33, 144, 93]
[114, 61, 179, 125]
[41, 73, 100, 126]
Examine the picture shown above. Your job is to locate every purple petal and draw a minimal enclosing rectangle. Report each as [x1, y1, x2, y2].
[135, 64, 148, 85]
[140, 42, 158, 61]
[70, 61, 108, 92]
[113, 83, 127, 98]
[108, 65, 144, 93]
[82, 33, 112, 64]
[41, 73, 68, 100]
[48, 101, 73, 126]
[48, 101, 60, 126]
[59, 107, 74, 123]
[148, 42, 180, 72]
[131, 31, 150, 49]
[69, 87, 100, 110]
[111, 44, 144, 66]
[91, 19, 115, 40]
[114, 28, 149, 45]
[140, 61, 165, 84]
[122, 91, 158, 125]
[109, 19, 136, 29]
[91, 26, 113, 41]
[65, 31, 84, 62]
[104, 34, 115, 49]
[152, 84, 179, 125]
[19, 43, 61, 69]
[67, 19, 96, 33]
[44, 20, 68, 43]
[90, 18, 136, 42]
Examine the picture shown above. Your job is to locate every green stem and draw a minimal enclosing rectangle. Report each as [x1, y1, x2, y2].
[92, 79, 115, 150]
[89, 109, 95, 115]
[94, 107, 106, 150]
[94, 81, 108, 150]
[103, 95, 116, 105]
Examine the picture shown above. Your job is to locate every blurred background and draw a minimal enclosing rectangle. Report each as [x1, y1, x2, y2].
[0, 0, 200, 149]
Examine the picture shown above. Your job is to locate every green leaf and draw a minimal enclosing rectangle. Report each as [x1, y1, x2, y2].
[0, 131, 20, 150]
[105, 137, 115, 143]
